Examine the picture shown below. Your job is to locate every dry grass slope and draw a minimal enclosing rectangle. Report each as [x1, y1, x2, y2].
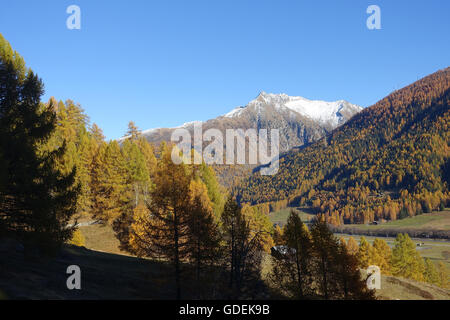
[377, 275, 450, 300]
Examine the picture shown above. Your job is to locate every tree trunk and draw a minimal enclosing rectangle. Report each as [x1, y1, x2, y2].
[174, 209, 181, 300]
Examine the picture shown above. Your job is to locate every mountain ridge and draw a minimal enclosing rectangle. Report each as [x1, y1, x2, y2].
[126, 92, 362, 155]
[236, 67, 450, 225]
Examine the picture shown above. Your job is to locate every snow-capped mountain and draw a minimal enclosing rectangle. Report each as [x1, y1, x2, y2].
[223, 92, 361, 127]
[134, 92, 362, 154]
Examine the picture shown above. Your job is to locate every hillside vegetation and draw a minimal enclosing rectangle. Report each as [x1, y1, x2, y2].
[237, 68, 450, 226]
[1, 238, 448, 300]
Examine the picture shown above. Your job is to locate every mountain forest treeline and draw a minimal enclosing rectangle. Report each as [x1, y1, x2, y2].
[237, 68, 450, 226]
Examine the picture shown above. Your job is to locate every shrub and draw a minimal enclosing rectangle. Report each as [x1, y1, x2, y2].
[69, 229, 85, 247]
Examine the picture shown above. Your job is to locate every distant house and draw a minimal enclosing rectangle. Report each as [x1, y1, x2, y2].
[416, 242, 425, 247]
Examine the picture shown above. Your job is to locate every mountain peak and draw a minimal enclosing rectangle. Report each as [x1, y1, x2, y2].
[224, 93, 362, 126]
[136, 92, 362, 161]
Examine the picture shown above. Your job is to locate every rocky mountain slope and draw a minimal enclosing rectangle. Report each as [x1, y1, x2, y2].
[133, 92, 362, 154]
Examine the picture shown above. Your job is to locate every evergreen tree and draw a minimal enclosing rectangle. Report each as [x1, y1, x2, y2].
[357, 237, 372, 269]
[91, 141, 129, 223]
[372, 238, 392, 275]
[334, 240, 375, 299]
[221, 196, 265, 298]
[126, 120, 141, 140]
[76, 131, 95, 215]
[310, 218, 374, 299]
[121, 139, 150, 207]
[437, 262, 449, 289]
[197, 163, 225, 218]
[136, 137, 157, 183]
[424, 258, 440, 286]
[391, 233, 425, 282]
[113, 137, 157, 251]
[133, 143, 192, 299]
[186, 179, 222, 297]
[270, 210, 313, 298]
[346, 236, 359, 256]
[310, 217, 340, 299]
[272, 224, 284, 245]
[42, 99, 90, 218]
[127, 203, 153, 257]
[0, 34, 78, 252]
[241, 204, 274, 253]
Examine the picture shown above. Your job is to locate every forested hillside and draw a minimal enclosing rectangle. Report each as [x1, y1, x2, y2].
[1, 31, 449, 300]
[236, 68, 450, 225]
[131, 92, 362, 188]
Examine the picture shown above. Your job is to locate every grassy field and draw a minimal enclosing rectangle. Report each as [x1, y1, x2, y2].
[342, 210, 450, 231]
[269, 208, 450, 230]
[269, 207, 316, 226]
[79, 223, 125, 256]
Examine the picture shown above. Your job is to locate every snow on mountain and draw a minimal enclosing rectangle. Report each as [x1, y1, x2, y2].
[128, 92, 363, 186]
[224, 106, 246, 118]
[223, 91, 362, 126]
[127, 92, 362, 157]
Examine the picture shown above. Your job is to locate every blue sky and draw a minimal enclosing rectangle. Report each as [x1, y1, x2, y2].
[1, 0, 449, 140]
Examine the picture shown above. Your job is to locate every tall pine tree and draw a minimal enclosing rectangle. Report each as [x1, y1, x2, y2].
[0, 34, 78, 252]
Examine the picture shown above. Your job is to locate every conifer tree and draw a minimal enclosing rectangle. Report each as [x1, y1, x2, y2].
[0, 34, 78, 252]
[346, 236, 359, 256]
[91, 141, 129, 223]
[127, 203, 153, 257]
[270, 210, 313, 298]
[424, 258, 440, 286]
[310, 218, 375, 300]
[121, 139, 150, 207]
[437, 262, 449, 289]
[136, 137, 157, 187]
[41, 99, 90, 218]
[126, 121, 141, 140]
[372, 238, 392, 275]
[186, 179, 222, 296]
[334, 240, 375, 299]
[273, 224, 284, 245]
[221, 196, 265, 298]
[137, 143, 192, 299]
[76, 131, 95, 215]
[241, 204, 274, 252]
[391, 233, 425, 282]
[357, 237, 372, 269]
[197, 163, 225, 218]
[310, 217, 340, 299]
